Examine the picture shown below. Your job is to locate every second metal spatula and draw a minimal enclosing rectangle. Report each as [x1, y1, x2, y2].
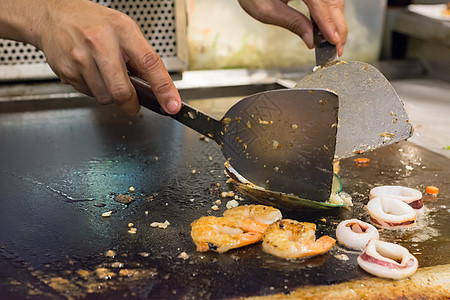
[131, 76, 339, 202]
[296, 20, 413, 159]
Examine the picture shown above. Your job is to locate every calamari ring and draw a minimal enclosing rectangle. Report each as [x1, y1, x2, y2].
[336, 219, 379, 250]
[367, 196, 416, 229]
[357, 239, 418, 279]
[369, 185, 423, 209]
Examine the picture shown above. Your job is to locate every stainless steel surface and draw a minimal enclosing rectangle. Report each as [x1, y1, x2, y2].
[382, 8, 450, 82]
[296, 61, 414, 159]
[393, 77, 450, 159]
[132, 75, 339, 201]
[0, 0, 188, 81]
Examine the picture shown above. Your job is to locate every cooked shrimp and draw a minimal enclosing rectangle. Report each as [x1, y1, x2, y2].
[262, 219, 335, 259]
[223, 205, 282, 234]
[191, 216, 263, 253]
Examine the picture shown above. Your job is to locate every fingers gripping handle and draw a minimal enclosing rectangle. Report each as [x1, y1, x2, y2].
[311, 17, 337, 66]
[130, 75, 168, 116]
[130, 75, 222, 142]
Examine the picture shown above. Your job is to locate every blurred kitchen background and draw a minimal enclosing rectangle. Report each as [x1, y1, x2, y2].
[1, 0, 449, 157]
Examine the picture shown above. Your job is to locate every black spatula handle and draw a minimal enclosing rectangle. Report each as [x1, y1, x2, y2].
[311, 17, 337, 66]
[130, 75, 169, 116]
[130, 75, 222, 142]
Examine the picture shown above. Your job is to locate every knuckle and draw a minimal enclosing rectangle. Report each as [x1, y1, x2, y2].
[70, 47, 89, 67]
[330, 0, 344, 9]
[109, 12, 136, 33]
[96, 96, 113, 105]
[286, 18, 306, 35]
[82, 26, 109, 52]
[151, 80, 172, 95]
[58, 66, 79, 83]
[139, 51, 162, 72]
[343, 24, 349, 35]
[84, 29, 103, 46]
[110, 84, 132, 103]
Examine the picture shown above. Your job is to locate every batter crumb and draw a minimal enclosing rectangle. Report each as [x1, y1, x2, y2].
[115, 194, 134, 204]
[150, 220, 170, 229]
[102, 211, 112, 217]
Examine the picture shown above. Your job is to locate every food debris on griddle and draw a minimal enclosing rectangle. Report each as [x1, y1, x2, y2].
[115, 194, 134, 204]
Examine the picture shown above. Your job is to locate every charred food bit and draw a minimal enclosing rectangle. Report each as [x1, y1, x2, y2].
[178, 252, 190, 260]
[102, 211, 113, 217]
[380, 132, 395, 142]
[272, 140, 281, 149]
[110, 262, 124, 268]
[95, 268, 116, 280]
[221, 191, 235, 198]
[334, 254, 349, 261]
[150, 220, 170, 229]
[105, 250, 116, 258]
[226, 200, 239, 209]
[115, 194, 134, 204]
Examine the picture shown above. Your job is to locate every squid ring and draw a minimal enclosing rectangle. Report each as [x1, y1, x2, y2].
[357, 239, 418, 279]
[367, 196, 416, 229]
[369, 185, 423, 209]
[336, 219, 379, 250]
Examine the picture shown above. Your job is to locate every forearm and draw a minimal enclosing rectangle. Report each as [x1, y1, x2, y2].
[0, 0, 57, 47]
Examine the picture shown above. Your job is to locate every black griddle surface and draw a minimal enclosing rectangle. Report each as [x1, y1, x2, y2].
[0, 98, 449, 299]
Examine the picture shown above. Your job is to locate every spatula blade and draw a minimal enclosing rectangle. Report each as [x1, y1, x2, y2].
[219, 89, 339, 202]
[296, 61, 413, 159]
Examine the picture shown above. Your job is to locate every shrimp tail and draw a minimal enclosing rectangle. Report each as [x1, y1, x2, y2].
[305, 236, 336, 256]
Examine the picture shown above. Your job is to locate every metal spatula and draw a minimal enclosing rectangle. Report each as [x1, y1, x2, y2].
[296, 21, 413, 159]
[131, 76, 339, 202]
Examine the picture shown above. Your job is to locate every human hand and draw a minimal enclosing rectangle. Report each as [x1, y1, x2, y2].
[237, 0, 347, 56]
[36, 0, 181, 115]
